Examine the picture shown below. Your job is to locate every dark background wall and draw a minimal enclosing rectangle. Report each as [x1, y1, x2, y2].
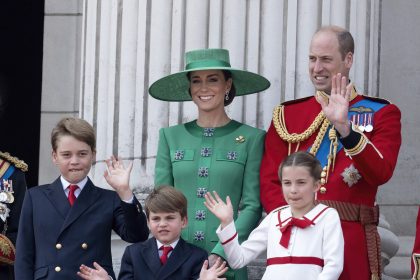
[0, 1, 44, 187]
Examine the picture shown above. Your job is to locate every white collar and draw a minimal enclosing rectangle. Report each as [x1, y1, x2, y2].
[156, 238, 179, 250]
[60, 176, 88, 191]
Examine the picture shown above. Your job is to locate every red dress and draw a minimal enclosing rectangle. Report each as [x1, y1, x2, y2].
[260, 94, 401, 280]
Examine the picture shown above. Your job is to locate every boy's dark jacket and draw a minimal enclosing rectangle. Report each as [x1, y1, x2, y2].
[15, 177, 148, 280]
[118, 237, 208, 280]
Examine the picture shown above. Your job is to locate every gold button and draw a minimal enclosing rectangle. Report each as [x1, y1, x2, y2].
[56, 243, 62, 250]
[320, 186, 327, 194]
[55, 266, 61, 272]
[81, 243, 88, 249]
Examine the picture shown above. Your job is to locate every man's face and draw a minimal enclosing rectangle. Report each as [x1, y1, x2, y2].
[308, 31, 353, 94]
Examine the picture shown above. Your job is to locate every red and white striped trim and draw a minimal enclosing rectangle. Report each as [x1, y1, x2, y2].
[221, 232, 238, 245]
[267, 256, 324, 267]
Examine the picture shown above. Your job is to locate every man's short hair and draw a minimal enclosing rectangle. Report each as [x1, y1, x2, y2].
[316, 25, 354, 60]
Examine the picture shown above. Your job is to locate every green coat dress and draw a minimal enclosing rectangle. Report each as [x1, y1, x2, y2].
[155, 120, 264, 280]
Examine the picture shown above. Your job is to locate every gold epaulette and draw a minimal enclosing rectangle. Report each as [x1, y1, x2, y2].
[0, 151, 28, 172]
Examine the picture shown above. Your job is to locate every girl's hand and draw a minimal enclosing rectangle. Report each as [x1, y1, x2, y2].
[199, 258, 228, 280]
[77, 262, 109, 280]
[204, 191, 234, 228]
[103, 156, 134, 201]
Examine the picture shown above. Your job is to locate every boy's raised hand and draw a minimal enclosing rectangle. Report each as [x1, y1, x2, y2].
[204, 191, 233, 229]
[199, 258, 228, 280]
[77, 262, 109, 280]
[104, 156, 134, 201]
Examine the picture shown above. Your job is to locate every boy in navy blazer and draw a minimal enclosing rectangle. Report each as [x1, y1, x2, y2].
[78, 186, 228, 280]
[15, 117, 149, 280]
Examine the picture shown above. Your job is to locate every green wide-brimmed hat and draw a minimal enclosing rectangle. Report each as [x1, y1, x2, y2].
[149, 48, 270, 101]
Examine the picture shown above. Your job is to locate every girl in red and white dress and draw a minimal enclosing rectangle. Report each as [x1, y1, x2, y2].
[205, 151, 344, 280]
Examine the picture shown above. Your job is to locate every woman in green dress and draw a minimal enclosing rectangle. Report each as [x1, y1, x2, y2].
[149, 48, 270, 280]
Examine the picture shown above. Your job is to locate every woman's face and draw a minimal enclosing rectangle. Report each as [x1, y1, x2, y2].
[189, 70, 232, 113]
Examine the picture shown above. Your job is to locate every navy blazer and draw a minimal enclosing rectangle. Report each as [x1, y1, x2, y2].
[118, 237, 208, 280]
[15, 177, 149, 280]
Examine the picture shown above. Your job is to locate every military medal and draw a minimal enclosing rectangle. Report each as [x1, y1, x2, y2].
[357, 114, 365, 132]
[341, 164, 362, 187]
[0, 192, 7, 203]
[365, 113, 373, 132]
[0, 202, 10, 222]
[0, 179, 14, 204]
[5, 193, 14, 204]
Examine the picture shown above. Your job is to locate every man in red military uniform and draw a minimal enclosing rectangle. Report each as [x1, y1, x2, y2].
[260, 26, 401, 279]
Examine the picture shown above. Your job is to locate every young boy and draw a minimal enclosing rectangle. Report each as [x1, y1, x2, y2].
[14, 117, 149, 279]
[77, 186, 228, 280]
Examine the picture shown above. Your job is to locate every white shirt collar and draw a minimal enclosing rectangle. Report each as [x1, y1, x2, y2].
[156, 238, 179, 250]
[60, 176, 88, 192]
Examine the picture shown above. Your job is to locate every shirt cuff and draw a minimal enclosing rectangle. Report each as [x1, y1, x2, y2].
[122, 196, 134, 204]
[216, 221, 237, 245]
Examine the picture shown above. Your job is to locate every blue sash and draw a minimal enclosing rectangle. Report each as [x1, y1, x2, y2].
[2, 165, 15, 180]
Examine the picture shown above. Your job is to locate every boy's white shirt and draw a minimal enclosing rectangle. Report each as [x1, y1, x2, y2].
[60, 176, 88, 197]
[156, 238, 180, 258]
[216, 203, 344, 280]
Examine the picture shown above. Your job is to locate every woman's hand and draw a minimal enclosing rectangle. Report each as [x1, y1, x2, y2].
[199, 258, 228, 280]
[204, 191, 233, 229]
[77, 262, 109, 280]
[103, 155, 134, 201]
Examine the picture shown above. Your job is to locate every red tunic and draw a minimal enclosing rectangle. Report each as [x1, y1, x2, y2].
[260, 95, 401, 279]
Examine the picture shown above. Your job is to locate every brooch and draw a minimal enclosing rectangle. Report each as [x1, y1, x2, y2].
[341, 164, 362, 187]
[203, 128, 215, 137]
[194, 231, 205, 241]
[174, 150, 184, 160]
[196, 187, 208, 198]
[195, 210, 206, 221]
[235, 136, 245, 143]
[198, 167, 209, 177]
[226, 151, 238, 160]
[200, 147, 212, 157]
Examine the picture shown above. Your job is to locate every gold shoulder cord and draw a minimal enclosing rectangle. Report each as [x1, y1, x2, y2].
[273, 105, 338, 189]
[0, 151, 28, 172]
[273, 105, 327, 155]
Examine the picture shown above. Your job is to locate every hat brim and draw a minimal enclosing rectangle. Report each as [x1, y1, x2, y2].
[149, 67, 270, 102]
